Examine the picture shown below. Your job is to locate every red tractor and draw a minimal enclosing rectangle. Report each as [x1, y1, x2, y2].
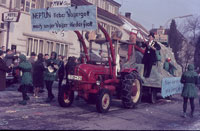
[58, 24, 143, 113]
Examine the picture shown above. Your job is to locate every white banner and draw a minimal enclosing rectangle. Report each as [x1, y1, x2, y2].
[161, 77, 183, 98]
[30, 5, 97, 31]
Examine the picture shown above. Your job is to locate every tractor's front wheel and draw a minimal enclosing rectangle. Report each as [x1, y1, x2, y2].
[58, 85, 74, 107]
[96, 89, 111, 113]
[121, 72, 142, 108]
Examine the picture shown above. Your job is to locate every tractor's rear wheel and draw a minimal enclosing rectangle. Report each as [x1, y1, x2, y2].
[58, 85, 74, 107]
[121, 72, 142, 108]
[96, 89, 111, 113]
[150, 88, 157, 104]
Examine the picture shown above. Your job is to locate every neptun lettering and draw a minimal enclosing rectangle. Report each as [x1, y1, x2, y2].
[32, 11, 51, 19]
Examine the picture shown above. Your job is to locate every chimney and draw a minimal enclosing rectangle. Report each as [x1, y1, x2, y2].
[125, 12, 131, 19]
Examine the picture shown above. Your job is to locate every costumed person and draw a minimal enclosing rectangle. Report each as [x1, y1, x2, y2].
[44, 52, 59, 103]
[163, 57, 176, 76]
[142, 32, 161, 78]
[28, 52, 36, 94]
[181, 64, 198, 118]
[65, 56, 77, 86]
[33, 53, 45, 98]
[57, 55, 65, 91]
[18, 54, 33, 105]
[0, 50, 11, 91]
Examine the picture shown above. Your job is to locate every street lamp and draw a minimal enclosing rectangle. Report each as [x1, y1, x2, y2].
[6, 0, 12, 50]
[164, 14, 193, 29]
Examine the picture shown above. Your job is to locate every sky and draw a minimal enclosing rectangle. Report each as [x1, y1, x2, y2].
[115, 0, 200, 30]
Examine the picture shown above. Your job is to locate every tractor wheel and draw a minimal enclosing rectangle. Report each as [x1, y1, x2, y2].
[121, 72, 142, 108]
[150, 88, 157, 104]
[58, 85, 74, 107]
[96, 89, 111, 113]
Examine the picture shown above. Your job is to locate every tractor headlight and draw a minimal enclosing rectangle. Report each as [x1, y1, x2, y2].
[96, 81, 101, 86]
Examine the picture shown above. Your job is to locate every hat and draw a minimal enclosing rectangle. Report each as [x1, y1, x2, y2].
[31, 52, 36, 56]
[167, 57, 171, 62]
[19, 54, 26, 61]
[148, 32, 155, 38]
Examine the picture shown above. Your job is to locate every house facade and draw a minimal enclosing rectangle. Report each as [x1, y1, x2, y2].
[0, 0, 123, 58]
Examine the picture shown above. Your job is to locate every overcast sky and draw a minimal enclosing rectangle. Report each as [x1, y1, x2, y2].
[115, 0, 200, 30]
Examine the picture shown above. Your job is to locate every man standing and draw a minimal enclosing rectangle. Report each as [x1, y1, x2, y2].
[57, 55, 65, 90]
[4, 49, 15, 67]
[1, 46, 6, 53]
[142, 32, 161, 78]
[0, 50, 10, 91]
[44, 54, 49, 62]
[44, 52, 59, 103]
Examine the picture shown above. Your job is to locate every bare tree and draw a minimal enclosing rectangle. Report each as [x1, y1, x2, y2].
[178, 15, 200, 70]
[181, 15, 200, 43]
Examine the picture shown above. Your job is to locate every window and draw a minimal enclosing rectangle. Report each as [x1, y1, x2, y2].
[39, 40, 44, 53]
[25, 1, 30, 12]
[34, 39, 38, 54]
[31, 0, 36, 9]
[18, 0, 44, 12]
[0, 0, 6, 5]
[46, 0, 51, 8]
[65, 45, 68, 57]
[56, 43, 67, 56]
[97, 0, 105, 9]
[60, 44, 64, 55]
[27, 38, 33, 56]
[27, 37, 69, 56]
[56, 43, 60, 54]
[15, 0, 21, 10]
[21, 0, 25, 11]
[47, 41, 53, 55]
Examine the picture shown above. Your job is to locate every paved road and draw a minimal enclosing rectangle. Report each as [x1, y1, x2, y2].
[1, 83, 200, 130]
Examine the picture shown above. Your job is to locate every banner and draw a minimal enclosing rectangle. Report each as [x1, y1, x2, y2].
[161, 77, 183, 98]
[30, 5, 97, 31]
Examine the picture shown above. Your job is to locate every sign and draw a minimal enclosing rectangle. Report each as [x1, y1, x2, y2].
[51, 0, 71, 7]
[2, 12, 21, 22]
[30, 5, 97, 31]
[161, 77, 183, 98]
[155, 34, 168, 43]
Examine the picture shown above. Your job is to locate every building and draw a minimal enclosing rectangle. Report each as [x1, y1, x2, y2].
[0, 0, 123, 58]
[0, 0, 71, 57]
[150, 26, 168, 46]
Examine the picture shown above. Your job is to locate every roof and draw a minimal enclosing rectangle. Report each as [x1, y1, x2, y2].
[71, 0, 123, 26]
[119, 14, 149, 41]
[107, 0, 121, 7]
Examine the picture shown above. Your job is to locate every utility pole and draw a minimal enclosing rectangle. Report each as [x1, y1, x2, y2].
[6, 0, 12, 50]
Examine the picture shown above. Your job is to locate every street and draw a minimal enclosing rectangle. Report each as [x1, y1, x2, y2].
[1, 83, 200, 130]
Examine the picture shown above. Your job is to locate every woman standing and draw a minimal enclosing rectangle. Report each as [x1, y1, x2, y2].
[18, 54, 33, 105]
[33, 53, 45, 98]
[181, 64, 198, 118]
